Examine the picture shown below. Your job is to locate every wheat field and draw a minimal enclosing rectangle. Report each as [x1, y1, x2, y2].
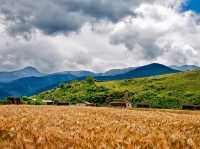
[0, 106, 200, 149]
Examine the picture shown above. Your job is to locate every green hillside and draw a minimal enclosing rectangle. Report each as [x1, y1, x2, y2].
[31, 77, 125, 106]
[32, 70, 200, 109]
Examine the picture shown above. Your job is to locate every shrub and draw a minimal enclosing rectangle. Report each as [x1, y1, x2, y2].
[22, 96, 32, 102]
[85, 76, 95, 85]
[0, 99, 11, 105]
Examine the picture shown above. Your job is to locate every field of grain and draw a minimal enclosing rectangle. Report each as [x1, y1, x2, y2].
[0, 106, 200, 149]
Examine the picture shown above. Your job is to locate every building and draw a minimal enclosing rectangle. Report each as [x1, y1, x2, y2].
[182, 104, 200, 110]
[42, 100, 55, 105]
[84, 102, 97, 107]
[55, 101, 70, 106]
[76, 102, 97, 107]
[110, 101, 132, 108]
[7, 97, 21, 105]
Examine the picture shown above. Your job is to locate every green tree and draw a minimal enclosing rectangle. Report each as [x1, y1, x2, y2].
[86, 76, 95, 85]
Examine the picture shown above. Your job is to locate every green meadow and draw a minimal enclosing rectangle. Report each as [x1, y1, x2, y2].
[32, 70, 200, 109]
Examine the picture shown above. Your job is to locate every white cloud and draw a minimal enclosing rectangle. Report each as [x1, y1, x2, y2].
[110, 2, 200, 66]
[1, 0, 200, 73]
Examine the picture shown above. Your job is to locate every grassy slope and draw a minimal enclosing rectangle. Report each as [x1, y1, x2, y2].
[98, 70, 200, 108]
[33, 70, 200, 108]
[32, 79, 115, 105]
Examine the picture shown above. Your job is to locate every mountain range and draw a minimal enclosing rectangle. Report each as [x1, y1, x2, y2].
[94, 63, 180, 81]
[0, 73, 77, 98]
[0, 67, 44, 83]
[170, 65, 200, 71]
[55, 70, 96, 77]
[100, 67, 137, 76]
[0, 63, 198, 99]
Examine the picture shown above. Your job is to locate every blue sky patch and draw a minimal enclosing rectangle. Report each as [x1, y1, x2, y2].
[182, 0, 200, 13]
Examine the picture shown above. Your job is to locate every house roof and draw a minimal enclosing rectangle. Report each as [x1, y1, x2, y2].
[42, 100, 54, 103]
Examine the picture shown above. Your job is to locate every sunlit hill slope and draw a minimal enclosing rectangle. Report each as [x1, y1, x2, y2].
[33, 69, 200, 109]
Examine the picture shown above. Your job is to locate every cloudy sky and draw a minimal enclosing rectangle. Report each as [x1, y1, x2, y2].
[0, 0, 199, 73]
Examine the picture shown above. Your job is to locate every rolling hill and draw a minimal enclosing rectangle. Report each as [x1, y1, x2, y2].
[33, 69, 200, 109]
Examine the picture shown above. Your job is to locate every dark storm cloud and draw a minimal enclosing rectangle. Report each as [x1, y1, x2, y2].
[0, 0, 154, 35]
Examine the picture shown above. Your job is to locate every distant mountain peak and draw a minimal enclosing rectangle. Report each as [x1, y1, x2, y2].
[56, 70, 95, 77]
[21, 66, 40, 73]
[94, 63, 179, 81]
[148, 63, 166, 66]
[23, 66, 37, 70]
[0, 66, 44, 83]
[132, 63, 172, 71]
